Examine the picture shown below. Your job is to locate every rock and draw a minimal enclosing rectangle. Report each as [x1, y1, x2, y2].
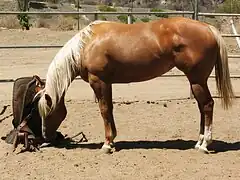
[28, 1, 48, 9]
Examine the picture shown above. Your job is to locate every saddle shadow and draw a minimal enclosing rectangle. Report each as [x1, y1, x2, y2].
[54, 138, 103, 150]
[54, 138, 240, 153]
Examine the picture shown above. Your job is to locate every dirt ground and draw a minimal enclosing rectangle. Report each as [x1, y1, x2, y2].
[0, 28, 240, 180]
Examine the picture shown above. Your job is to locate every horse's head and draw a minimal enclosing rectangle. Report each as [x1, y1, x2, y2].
[38, 91, 67, 143]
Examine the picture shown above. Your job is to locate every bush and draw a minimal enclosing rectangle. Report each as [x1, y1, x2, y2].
[99, 15, 107, 21]
[150, 8, 168, 18]
[216, 0, 240, 13]
[17, 14, 32, 30]
[141, 17, 150, 22]
[98, 5, 117, 12]
[117, 15, 136, 24]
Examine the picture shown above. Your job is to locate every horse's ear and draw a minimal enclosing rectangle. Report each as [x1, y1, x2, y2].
[45, 94, 52, 108]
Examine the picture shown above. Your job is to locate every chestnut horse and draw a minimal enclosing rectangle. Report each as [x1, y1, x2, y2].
[36, 17, 234, 154]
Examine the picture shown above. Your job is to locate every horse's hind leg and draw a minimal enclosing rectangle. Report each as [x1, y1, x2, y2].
[189, 81, 214, 153]
[88, 74, 117, 153]
[194, 100, 205, 149]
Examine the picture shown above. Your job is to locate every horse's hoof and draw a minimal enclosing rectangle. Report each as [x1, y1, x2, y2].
[198, 146, 210, 154]
[39, 142, 51, 148]
[101, 144, 114, 154]
[194, 144, 201, 150]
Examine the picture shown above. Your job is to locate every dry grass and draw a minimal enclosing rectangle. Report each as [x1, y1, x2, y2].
[33, 15, 80, 31]
[34, 18, 50, 28]
[0, 15, 20, 29]
[29, 15, 88, 31]
[50, 15, 76, 31]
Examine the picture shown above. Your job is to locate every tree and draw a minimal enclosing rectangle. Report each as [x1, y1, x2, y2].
[16, 0, 31, 30]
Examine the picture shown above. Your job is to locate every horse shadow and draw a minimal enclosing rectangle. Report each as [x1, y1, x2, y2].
[55, 138, 240, 154]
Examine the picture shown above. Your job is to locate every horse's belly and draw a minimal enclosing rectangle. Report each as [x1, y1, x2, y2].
[111, 59, 175, 83]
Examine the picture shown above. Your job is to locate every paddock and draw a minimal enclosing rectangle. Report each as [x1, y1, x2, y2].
[0, 27, 240, 180]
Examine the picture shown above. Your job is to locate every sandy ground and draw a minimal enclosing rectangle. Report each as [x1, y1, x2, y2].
[0, 28, 240, 180]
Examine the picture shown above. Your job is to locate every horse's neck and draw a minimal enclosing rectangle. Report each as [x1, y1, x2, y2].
[45, 48, 79, 107]
[44, 22, 101, 106]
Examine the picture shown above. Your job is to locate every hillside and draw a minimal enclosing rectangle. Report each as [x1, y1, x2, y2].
[83, 0, 224, 11]
[0, 0, 225, 12]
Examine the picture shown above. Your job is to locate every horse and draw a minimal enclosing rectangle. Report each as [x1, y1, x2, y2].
[36, 17, 234, 154]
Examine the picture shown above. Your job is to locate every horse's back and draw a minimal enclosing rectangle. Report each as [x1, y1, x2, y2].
[83, 17, 218, 83]
[84, 20, 174, 82]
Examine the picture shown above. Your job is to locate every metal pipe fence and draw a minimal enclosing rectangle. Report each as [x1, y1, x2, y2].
[0, 11, 194, 15]
[0, 11, 239, 57]
[0, 6, 240, 99]
[0, 10, 194, 50]
[0, 11, 239, 16]
[1, 5, 240, 80]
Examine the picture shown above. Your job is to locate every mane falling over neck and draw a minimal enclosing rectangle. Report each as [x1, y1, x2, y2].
[38, 20, 107, 120]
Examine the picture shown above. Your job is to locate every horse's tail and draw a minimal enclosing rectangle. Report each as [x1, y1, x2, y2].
[208, 25, 234, 109]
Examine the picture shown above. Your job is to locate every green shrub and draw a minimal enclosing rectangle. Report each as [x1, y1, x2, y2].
[17, 14, 32, 30]
[99, 15, 107, 21]
[216, 0, 240, 13]
[98, 5, 117, 12]
[117, 15, 136, 24]
[141, 17, 150, 22]
[150, 8, 168, 18]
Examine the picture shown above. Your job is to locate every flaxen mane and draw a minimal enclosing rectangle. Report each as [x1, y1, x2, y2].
[37, 20, 109, 121]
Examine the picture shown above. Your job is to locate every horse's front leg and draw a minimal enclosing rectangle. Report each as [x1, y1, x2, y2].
[89, 74, 117, 153]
